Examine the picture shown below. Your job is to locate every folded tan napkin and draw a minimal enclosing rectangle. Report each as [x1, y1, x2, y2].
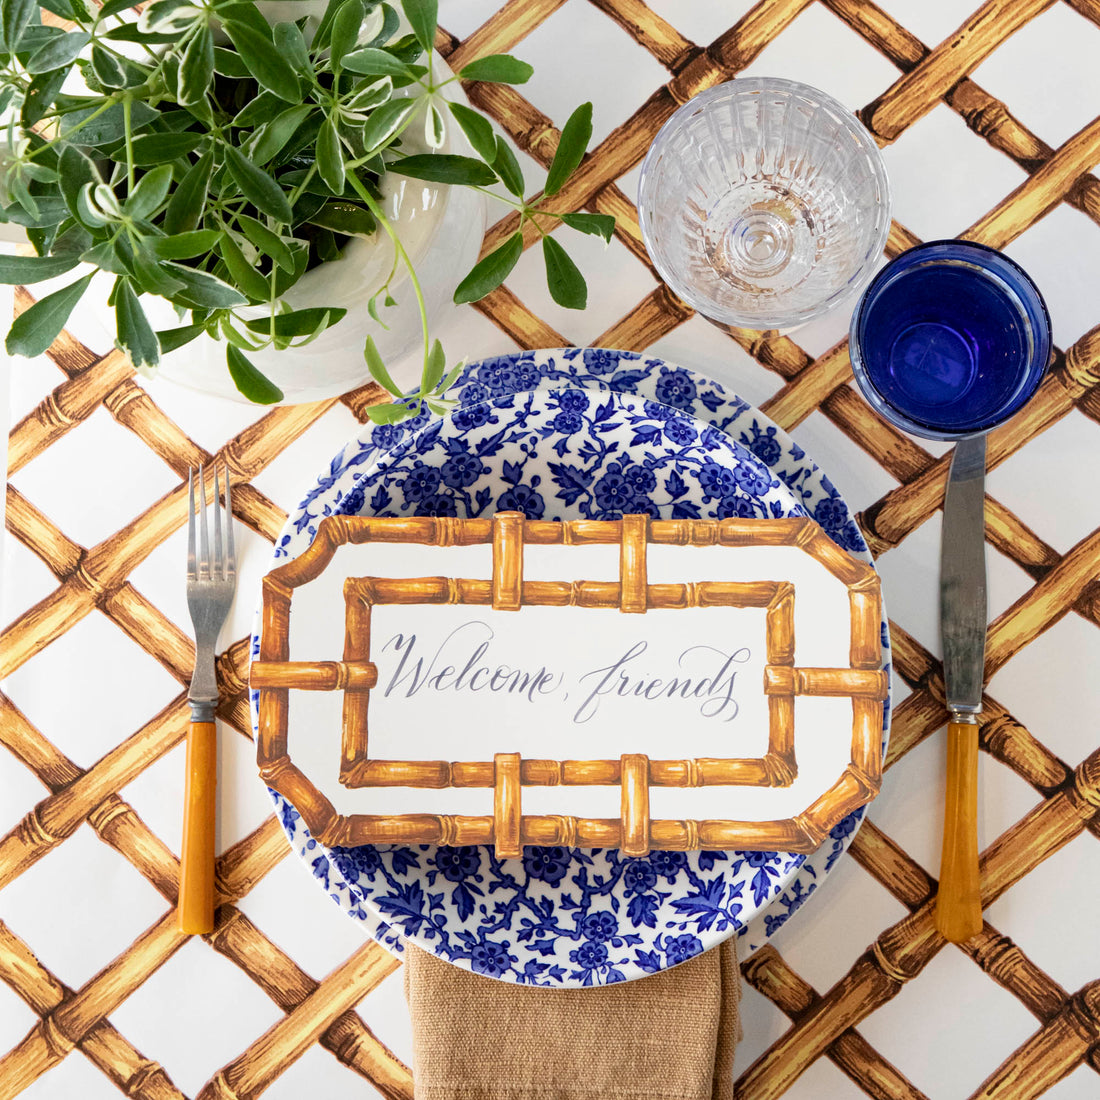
[404, 938, 741, 1100]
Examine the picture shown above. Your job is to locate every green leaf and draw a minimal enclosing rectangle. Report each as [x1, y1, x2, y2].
[156, 321, 206, 353]
[124, 164, 173, 218]
[0, 253, 81, 284]
[130, 251, 187, 296]
[307, 200, 375, 236]
[340, 46, 410, 77]
[224, 145, 294, 224]
[58, 100, 158, 146]
[25, 29, 89, 73]
[213, 1, 271, 35]
[226, 345, 283, 403]
[365, 400, 412, 423]
[364, 334, 402, 395]
[102, 23, 178, 44]
[38, 0, 87, 21]
[221, 21, 300, 102]
[212, 46, 250, 77]
[2, 0, 36, 53]
[544, 101, 592, 197]
[127, 132, 204, 165]
[424, 102, 444, 148]
[138, 0, 200, 33]
[75, 183, 108, 229]
[162, 150, 212, 235]
[273, 21, 311, 73]
[145, 229, 221, 260]
[236, 214, 295, 273]
[243, 307, 348, 337]
[291, 190, 327, 226]
[399, 0, 436, 54]
[453, 231, 522, 305]
[6, 272, 94, 357]
[4, 196, 69, 228]
[231, 91, 285, 128]
[329, 0, 364, 71]
[360, 96, 417, 152]
[11, 23, 63, 60]
[114, 278, 160, 371]
[178, 23, 214, 105]
[248, 105, 312, 165]
[387, 32, 424, 63]
[163, 262, 249, 309]
[10, 175, 39, 220]
[97, 0, 136, 16]
[220, 314, 264, 351]
[390, 153, 496, 186]
[218, 232, 271, 303]
[51, 222, 94, 256]
[309, 0, 343, 51]
[82, 239, 129, 274]
[21, 66, 69, 127]
[365, 3, 400, 47]
[90, 45, 126, 87]
[492, 135, 524, 197]
[458, 54, 533, 85]
[315, 116, 346, 196]
[423, 338, 445, 391]
[21, 163, 58, 185]
[542, 234, 586, 309]
[272, 239, 308, 296]
[447, 101, 495, 163]
[366, 291, 388, 329]
[559, 211, 615, 243]
[342, 77, 393, 114]
[434, 358, 466, 396]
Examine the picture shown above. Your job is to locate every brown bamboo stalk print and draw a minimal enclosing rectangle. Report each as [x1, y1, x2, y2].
[4, 1, 1100, 1098]
[255, 514, 883, 856]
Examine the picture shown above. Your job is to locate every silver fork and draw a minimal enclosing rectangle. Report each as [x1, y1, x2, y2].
[180, 462, 236, 934]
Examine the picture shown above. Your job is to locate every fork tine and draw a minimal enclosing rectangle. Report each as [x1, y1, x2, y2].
[198, 461, 210, 578]
[224, 462, 235, 575]
[213, 464, 223, 580]
[187, 468, 197, 579]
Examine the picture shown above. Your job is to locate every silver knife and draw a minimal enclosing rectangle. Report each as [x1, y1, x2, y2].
[935, 433, 986, 943]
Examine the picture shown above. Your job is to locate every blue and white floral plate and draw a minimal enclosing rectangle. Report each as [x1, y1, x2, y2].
[253, 350, 891, 987]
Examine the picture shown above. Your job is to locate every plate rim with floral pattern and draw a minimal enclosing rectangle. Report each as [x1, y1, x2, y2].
[254, 349, 891, 986]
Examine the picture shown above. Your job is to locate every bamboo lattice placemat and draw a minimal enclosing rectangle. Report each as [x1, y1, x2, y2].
[3, 0, 1100, 1097]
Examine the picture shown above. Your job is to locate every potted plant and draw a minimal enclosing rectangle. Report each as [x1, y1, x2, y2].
[0, 0, 612, 415]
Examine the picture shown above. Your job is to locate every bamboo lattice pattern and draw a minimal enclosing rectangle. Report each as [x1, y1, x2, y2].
[252, 512, 885, 858]
[4, 0, 1100, 1097]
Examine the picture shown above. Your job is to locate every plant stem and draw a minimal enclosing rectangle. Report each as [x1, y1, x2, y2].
[285, 162, 318, 208]
[122, 97, 135, 193]
[345, 170, 431, 381]
[24, 97, 116, 158]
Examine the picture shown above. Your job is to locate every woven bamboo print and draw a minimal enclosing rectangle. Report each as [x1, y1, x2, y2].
[4, 0, 1100, 1097]
[253, 512, 885, 857]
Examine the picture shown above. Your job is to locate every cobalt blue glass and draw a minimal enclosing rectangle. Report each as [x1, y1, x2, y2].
[849, 240, 1052, 440]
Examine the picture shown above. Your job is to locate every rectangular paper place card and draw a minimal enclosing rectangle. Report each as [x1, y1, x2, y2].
[253, 513, 886, 856]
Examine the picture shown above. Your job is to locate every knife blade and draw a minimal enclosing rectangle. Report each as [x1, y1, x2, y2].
[935, 432, 987, 943]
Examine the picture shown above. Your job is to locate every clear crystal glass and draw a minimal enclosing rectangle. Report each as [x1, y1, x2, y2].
[638, 78, 891, 330]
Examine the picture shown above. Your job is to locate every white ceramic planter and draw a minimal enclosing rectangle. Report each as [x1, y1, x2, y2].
[150, 124, 485, 403]
[96, 6, 488, 404]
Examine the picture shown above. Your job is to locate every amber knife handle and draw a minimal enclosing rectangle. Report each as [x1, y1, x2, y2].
[179, 720, 217, 933]
[935, 717, 982, 943]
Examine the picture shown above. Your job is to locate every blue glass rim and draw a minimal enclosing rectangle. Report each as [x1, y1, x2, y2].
[848, 240, 1052, 441]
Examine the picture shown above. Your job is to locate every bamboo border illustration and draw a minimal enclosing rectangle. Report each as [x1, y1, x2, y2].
[9, 1, 1100, 1097]
[252, 514, 886, 857]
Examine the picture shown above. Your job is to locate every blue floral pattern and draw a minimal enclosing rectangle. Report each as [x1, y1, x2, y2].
[254, 350, 891, 985]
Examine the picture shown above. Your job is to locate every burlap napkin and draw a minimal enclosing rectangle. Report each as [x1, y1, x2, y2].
[404, 937, 741, 1100]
